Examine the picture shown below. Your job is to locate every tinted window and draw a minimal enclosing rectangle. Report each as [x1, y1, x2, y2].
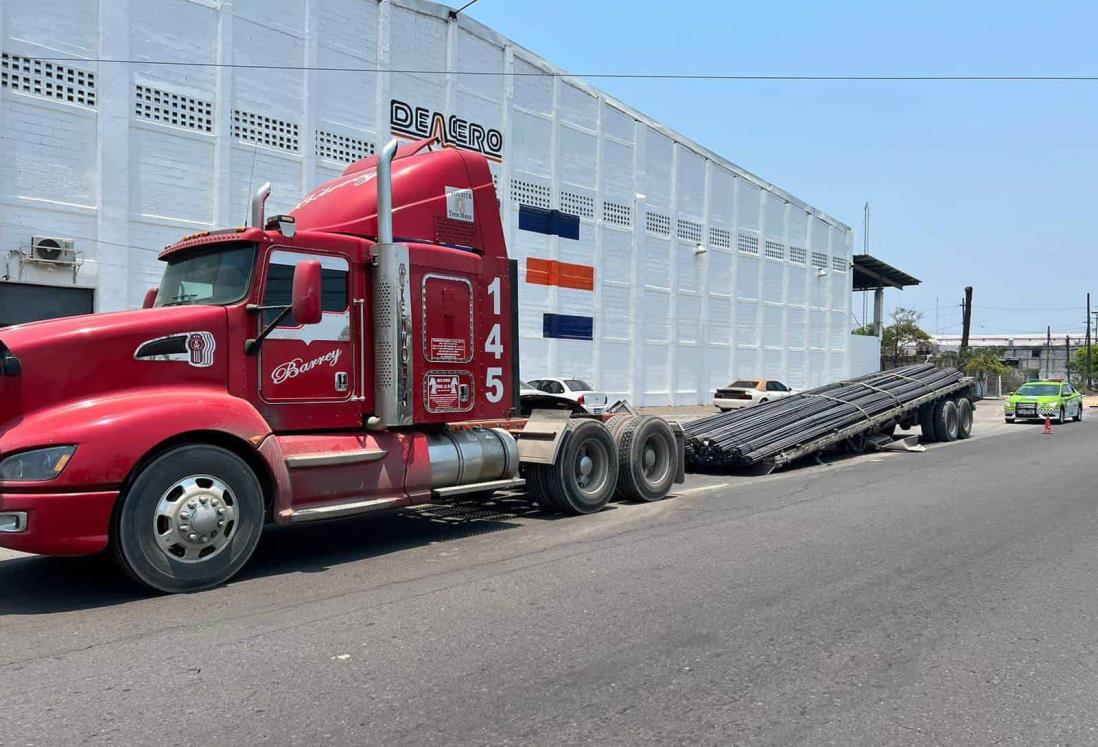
[565, 379, 591, 391]
[1016, 383, 1060, 396]
[1062, 384, 1075, 395]
[262, 256, 348, 326]
[157, 242, 256, 307]
[730, 380, 759, 389]
[766, 381, 787, 392]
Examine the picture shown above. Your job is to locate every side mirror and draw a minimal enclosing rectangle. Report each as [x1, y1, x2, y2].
[291, 260, 323, 325]
[142, 287, 159, 309]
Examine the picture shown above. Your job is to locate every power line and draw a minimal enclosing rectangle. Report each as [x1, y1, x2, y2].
[17, 57, 1098, 81]
[450, 0, 483, 16]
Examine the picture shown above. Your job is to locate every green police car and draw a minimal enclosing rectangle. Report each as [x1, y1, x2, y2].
[1004, 380, 1084, 424]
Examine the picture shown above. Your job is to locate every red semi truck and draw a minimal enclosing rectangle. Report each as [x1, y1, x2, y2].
[0, 138, 683, 592]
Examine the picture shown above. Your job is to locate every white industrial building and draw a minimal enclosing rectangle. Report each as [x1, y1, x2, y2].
[0, 0, 856, 405]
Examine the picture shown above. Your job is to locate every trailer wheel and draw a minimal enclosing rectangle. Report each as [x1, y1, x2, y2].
[920, 404, 938, 442]
[528, 419, 618, 515]
[932, 399, 960, 442]
[612, 416, 676, 502]
[956, 398, 974, 439]
[113, 444, 264, 593]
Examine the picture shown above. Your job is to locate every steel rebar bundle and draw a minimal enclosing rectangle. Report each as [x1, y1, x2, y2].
[684, 364, 964, 469]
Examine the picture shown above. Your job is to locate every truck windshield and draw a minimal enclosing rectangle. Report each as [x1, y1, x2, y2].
[1016, 383, 1060, 397]
[156, 242, 256, 307]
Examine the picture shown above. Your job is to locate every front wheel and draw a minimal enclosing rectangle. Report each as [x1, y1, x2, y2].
[1074, 403, 1083, 422]
[114, 444, 265, 593]
[1056, 407, 1065, 425]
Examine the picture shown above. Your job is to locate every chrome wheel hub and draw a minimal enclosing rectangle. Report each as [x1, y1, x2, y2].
[154, 475, 238, 563]
[575, 442, 608, 494]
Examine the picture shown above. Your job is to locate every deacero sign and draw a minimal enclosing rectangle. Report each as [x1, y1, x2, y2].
[390, 99, 504, 162]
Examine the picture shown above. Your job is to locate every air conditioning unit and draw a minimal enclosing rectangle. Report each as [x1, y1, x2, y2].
[31, 236, 77, 264]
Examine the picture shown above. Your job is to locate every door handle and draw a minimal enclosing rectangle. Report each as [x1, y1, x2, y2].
[335, 372, 349, 392]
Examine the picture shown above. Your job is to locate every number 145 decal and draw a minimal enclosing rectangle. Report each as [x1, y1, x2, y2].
[485, 277, 504, 403]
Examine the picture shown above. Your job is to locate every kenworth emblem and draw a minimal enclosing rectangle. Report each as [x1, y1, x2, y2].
[134, 331, 216, 368]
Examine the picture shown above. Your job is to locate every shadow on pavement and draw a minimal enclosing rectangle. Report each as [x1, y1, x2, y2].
[0, 491, 564, 616]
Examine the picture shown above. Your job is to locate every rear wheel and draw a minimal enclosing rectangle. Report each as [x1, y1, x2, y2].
[920, 404, 938, 442]
[956, 398, 973, 439]
[114, 444, 265, 593]
[612, 416, 676, 502]
[527, 419, 618, 515]
[932, 399, 959, 442]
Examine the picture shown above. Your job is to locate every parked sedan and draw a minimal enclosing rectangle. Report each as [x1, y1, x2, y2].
[527, 378, 609, 414]
[1004, 380, 1083, 424]
[713, 379, 795, 411]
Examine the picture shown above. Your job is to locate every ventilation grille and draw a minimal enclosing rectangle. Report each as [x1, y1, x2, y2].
[232, 109, 300, 152]
[708, 226, 731, 249]
[676, 218, 703, 244]
[1, 52, 96, 107]
[373, 280, 393, 388]
[645, 211, 671, 236]
[560, 190, 595, 219]
[737, 233, 760, 255]
[764, 240, 785, 260]
[831, 256, 847, 272]
[603, 200, 632, 228]
[134, 85, 212, 133]
[316, 130, 374, 163]
[789, 246, 807, 264]
[812, 251, 828, 269]
[511, 178, 551, 209]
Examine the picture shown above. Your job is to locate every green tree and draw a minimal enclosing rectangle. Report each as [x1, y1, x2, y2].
[881, 307, 931, 367]
[1067, 347, 1098, 390]
[963, 349, 1010, 378]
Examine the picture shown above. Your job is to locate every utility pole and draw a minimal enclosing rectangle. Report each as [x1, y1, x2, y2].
[1046, 325, 1052, 380]
[1087, 292, 1093, 391]
[960, 286, 973, 352]
[1065, 335, 1071, 383]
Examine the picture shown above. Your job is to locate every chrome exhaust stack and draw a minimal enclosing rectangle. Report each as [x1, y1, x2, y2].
[372, 138, 413, 427]
[249, 182, 271, 228]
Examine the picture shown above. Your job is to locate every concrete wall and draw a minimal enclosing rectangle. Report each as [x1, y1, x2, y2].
[0, 0, 854, 405]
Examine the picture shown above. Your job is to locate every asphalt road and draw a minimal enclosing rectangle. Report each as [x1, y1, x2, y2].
[3, 406, 1097, 745]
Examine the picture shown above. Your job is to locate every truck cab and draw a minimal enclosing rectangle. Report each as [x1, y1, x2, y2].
[0, 138, 682, 593]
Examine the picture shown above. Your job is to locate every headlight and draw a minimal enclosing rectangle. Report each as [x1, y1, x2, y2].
[0, 446, 76, 481]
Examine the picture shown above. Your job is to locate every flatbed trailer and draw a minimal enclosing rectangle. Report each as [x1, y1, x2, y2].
[766, 376, 976, 469]
[685, 365, 978, 472]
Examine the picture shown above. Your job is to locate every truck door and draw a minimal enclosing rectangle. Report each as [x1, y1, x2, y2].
[255, 248, 360, 430]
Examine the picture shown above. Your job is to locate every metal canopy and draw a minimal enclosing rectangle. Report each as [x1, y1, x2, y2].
[851, 254, 921, 291]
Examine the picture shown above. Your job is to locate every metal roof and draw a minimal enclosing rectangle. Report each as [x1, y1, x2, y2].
[851, 254, 921, 291]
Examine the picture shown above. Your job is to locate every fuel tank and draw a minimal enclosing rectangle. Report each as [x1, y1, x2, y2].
[426, 428, 519, 488]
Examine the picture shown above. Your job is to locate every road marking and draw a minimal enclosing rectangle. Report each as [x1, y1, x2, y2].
[675, 483, 733, 496]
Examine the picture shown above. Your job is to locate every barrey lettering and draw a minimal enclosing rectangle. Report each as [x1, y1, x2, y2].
[271, 349, 343, 385]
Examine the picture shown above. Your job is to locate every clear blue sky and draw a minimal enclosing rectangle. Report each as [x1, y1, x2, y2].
[465, 0, 1098, 339]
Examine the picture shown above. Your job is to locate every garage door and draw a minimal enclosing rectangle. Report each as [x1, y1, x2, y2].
[0, 282, 94, 327]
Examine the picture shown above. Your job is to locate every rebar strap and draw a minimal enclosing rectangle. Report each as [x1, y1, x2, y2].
[855, 381, 902, 404]
[804, 393, 873, 423]
[887, 372, 934, 393]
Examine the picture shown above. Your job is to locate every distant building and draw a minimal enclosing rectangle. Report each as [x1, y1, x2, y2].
[929, 333, 1082, 382]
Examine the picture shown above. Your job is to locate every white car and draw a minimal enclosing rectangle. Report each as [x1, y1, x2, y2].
[527, 378, 609, 414]
[713, 379, 795, 411]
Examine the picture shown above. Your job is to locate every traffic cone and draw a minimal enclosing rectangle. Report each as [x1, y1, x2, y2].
[1043, 416, 1053, 435]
